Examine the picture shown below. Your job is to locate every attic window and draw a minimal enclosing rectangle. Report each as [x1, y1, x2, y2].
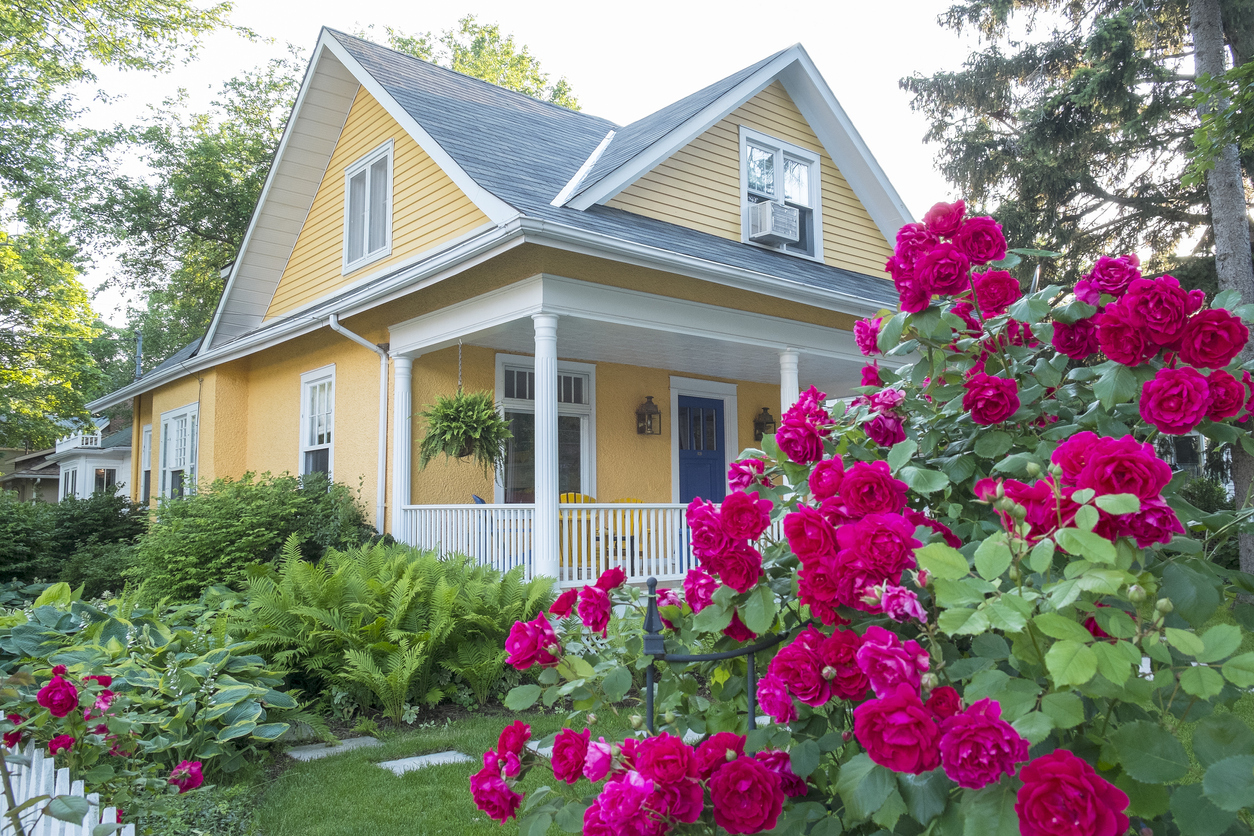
[343, 140, 393, 273]
[739, 126, 822, 260]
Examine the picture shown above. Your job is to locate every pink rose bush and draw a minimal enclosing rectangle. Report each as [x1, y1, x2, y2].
[476, 203, 1254, 835]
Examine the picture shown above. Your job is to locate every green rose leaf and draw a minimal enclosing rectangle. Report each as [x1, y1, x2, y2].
[900, 466, 950, 494]
[741, 585, 777, 636]
[504, 684, 542, 711]
[1111, 720, 1190, 784]
[1192, 714, 1254, 769]
[974, 534, 1013, 581]
[1044, 640, 1097, 687]
[1169, 784, 1237, 836]
[602, 666, 632, 703]
[878, 311, 908, 353]
[1198, 624, 1242, 663]
[1093, 362, 1139, 410]
[555, 801, 590, 833]
[1202, 755, 1254, 813]
[1115, 774, 1170, 818]
[940, 607, 991, 636]
[896, 769, 953, 826]
[1010, 711, 1054, 744]
[916, 543, 970, 581]
[887, 439, 917, 473]
[1034, 612, 1095, 643]
[973, 431, 1014, 459]
[1164, 627, 1205, 657]
[519, 811, 553, 836]
[693, 602, 733, 634]
[959, 782, 1020, 836]
[1028, 539, 1055, 574]
[836, 753, 895, 823]
[1161, 563, 1222, 628]
[1178, 666, 1225, 699]
[1221, 652, 1254, 687]
[789, 739, 822, 779]
[1039, 693, 1085, 729]
[45, 795, 89, 824]
[1090, 641, 1136, 685]
[1093, 493, 1140, 515]
[1053, 528, 1117, 564]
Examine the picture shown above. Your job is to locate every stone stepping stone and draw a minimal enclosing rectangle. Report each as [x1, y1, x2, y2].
[286, 736, 382, 761]
[378, 751, 475, 775]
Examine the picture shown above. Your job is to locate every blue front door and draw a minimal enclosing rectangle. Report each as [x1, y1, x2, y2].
[678, 396, 725, 504]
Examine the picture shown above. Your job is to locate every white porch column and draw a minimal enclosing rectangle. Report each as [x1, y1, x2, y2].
[532, 313, 560, 581]
[780, 348, 800, 414]
[390, 355, 413, 539]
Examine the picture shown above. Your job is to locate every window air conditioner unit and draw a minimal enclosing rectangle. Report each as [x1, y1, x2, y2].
[749, 201, 799, 245]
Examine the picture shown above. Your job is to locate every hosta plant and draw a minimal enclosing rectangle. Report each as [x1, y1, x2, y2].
[473, 201, 1254, 836]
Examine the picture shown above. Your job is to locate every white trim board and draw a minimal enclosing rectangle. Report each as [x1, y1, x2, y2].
[669, 377, 737, 504]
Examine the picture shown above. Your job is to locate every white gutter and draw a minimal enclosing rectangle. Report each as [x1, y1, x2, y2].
[327, 314, 388, 533]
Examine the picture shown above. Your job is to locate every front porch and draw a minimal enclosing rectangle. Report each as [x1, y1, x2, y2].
[387, 273, 868, 585]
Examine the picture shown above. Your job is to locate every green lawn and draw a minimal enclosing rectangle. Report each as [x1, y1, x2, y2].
[254, 710, 630, 836]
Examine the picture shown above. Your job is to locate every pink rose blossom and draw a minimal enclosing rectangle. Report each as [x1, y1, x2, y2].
[855, 317, 883, 356]
[1207, 370, 1246, 420]
[971, 269, 1021, 314]
[1079, 254, 1141, 299]
[727, 458, 768, 490]
[1140, 366, 1210, 435]
[865, 412, 906, 447]
[682, 567, 718, 613]
[754, 749, 808, 797]
[861, 363, 883, 387]
[1052, 318, 1100, 360]
[719, 491, 773, 540]
[878, 584, 928, 623]
[894, 223, 939, 267]
[939, 698, 1030, 789]
[595, 567, 626, 591]
[808, 458, 845, 501]
[756, 674, 797, 724]
[549, 588, 578, 618]
[505, 613, 560, 670]
[584, 738, 614, 782]
[855, 625, 929, 698]
[853, 684, 942, 774]
[577, 585, 611, 636]
[469, 765, 522, 822]
[923, 200, 966, 237]
[168, 760, 204, 794]
[916, 242, 972, 296]
[952, 216, 1008, 265]
[552, 728, 590, 784]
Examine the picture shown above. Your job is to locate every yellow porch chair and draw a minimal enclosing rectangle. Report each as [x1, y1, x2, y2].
[559, 493, 600, 580]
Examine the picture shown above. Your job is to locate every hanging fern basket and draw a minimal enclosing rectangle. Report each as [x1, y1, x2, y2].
[416, 389, 512, 477]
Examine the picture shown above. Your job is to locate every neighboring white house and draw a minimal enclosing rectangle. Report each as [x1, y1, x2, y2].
[47, 418, 133, 501]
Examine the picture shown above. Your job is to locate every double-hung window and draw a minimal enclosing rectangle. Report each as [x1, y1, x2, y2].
[94, 468, 117, 494]
[342, 140, 393, 273]
[740, 126, 822, 260]
[140, 425, 152, 504]
[300, 366, 335, 477]
[61, 468, 77, 499]
[160, 404, 198, 498]
[496, 356, 596, 503]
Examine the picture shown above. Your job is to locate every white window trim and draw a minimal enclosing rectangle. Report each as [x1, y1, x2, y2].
[493, 353, 597, 503]
[669, 376, 738, 503]
[159, 402, 199, 499]
[738, 125, 824, 263]
[299, 364, 336, 479]
[341, 139, 394, 275]
[61, 466, 78, 500]
[141, 424, 152, 501]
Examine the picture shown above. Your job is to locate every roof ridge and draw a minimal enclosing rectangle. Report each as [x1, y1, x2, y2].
[326, 28, 615, 125]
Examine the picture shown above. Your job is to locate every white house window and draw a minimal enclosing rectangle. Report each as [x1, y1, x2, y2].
[94, 468, 117, 494]
[496, 356, 596, 503]
[160, 403, 198, 499]
[300, 366, 335, 477]
[739, 126, 822, 260]
[141, 424, 152, 504]
[61, 468, 77, 499]
[342, 140, 393, 273]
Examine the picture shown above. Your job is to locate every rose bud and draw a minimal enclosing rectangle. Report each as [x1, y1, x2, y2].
[1155, 598, 1173, 614]
[629, 715, 644, 730]
[1128, 585, 1147, 604]
[1025, 462, 1041, 477]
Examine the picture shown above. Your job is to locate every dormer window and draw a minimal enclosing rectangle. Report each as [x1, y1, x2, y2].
[739, 127, 822, 260]
[343, 139, 393, 273]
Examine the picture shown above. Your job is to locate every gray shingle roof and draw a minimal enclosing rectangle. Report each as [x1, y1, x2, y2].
[329, 31, 894, 307]
[146, 337, 202, 377]
[100, 427, 132, 449]
[566, 47, 790, 202]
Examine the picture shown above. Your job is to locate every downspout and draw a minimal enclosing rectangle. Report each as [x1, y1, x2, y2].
[328, 314, 388, 533]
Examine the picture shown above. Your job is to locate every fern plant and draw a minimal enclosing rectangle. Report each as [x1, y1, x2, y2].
[237, 535, 553, 719]
[416, 390, 512, 477]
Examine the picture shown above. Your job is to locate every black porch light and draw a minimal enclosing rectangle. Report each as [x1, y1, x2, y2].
[636, 396, 662, 435]
[753, 407, 776, 441]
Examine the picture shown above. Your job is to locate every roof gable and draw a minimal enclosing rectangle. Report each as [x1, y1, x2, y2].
[559, 45, 912, 244]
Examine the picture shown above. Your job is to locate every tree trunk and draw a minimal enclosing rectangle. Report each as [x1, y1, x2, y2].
[1193, 0, 1254, 575]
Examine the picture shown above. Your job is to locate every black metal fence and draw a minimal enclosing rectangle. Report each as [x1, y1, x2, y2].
[641, 577, 790, 733]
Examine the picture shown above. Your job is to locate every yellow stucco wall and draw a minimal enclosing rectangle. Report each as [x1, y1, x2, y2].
[606, 81, 893, 277]
[263, 87, 490, 320]
[407, 347, 780, 506]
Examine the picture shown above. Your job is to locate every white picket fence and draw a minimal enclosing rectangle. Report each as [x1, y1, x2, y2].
[0, 742, 134, 836]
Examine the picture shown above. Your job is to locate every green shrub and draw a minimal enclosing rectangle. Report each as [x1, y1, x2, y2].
[1180, 476, 1241, 572]
[0, 490, 147, 584]
[59, 536, 138, 598]
[132, 781, 262, 836]
[239, 537, 554, 722]
[131, 472, 373, 602]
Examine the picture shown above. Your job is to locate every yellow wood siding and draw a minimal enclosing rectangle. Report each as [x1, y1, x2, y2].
[264, 87, 491, 319]
[606, 81, 892, 277]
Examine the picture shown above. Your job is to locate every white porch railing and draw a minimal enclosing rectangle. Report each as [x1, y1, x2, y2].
[398, 502, 785, 587]
[54, 434, 100, 453]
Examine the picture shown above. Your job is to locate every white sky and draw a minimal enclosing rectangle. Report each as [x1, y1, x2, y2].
[79, 0, 979, 323]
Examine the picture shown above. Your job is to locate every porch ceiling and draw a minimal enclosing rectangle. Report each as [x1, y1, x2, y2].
[387, 273, 878, 396]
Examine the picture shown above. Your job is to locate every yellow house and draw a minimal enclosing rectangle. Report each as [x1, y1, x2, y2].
[88, 30, 912, 587]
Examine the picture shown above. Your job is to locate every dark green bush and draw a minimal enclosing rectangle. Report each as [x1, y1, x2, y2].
[1181, 476, 1241, 572]
[0, 490, 147, 584]
[131, 472, 373, 601]
[60, 537, 138, 598]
